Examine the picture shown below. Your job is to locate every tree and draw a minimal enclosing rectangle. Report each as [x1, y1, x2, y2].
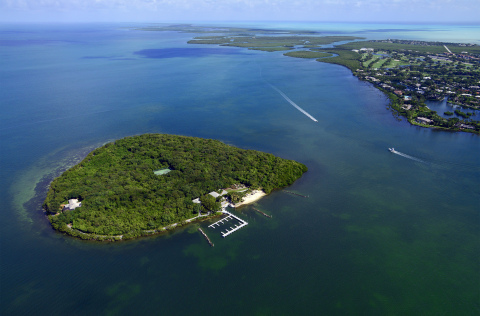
[447, 117, 460, 127]
[227, 191, 246, 204]
[199, 194, 220, 213]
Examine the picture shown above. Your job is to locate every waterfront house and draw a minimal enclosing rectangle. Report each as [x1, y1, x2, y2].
[457, 123, 475, 130]
[416, 117, 433, 125]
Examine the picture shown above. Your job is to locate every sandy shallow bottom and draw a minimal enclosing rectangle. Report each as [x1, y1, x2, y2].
[234, 190, 266, 207]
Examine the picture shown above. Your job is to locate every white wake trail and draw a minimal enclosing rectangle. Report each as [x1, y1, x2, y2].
[269, 84, 318, 122]
[392, 150, 425, 163]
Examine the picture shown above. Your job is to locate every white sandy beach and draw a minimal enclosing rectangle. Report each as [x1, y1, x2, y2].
[234, 190, 266, 207]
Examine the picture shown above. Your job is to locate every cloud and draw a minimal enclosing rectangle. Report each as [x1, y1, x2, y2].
[0, 0, 474, 10]
[0, 0, 478, 22]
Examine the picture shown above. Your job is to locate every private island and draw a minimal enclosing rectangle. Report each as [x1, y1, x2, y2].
[43, 134, 307, 241]
[138, 25, 480, 134]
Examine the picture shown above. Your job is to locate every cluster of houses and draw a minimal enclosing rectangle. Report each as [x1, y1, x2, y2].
[349, 44, 479, 132]
[371, 39, 477, 48]
[353, 47, 480, 109]
[192, 189, 232, 210]
[415, 114, 475, 131]
[192, 183, 254, 212]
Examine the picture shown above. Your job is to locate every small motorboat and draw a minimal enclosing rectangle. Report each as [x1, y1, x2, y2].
[389, 148, 395, 153]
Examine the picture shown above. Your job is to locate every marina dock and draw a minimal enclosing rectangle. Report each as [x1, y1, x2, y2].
[208, 210, 248, 238]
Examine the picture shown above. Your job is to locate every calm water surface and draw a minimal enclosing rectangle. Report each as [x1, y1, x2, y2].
[1, 23, 479, 315]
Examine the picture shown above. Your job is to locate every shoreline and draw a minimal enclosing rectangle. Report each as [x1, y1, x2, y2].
[56, 189, 269, 241]
[233, 190, 267, 208]
[59, 211, 223, 242]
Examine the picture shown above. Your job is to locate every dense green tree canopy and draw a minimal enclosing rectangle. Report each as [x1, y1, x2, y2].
[44, 134, 307, 239]
[199, 194, 220, 213]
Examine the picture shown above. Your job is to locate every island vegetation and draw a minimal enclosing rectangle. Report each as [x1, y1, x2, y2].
[187, 35, 363, 52]
[136, 24, 363, 52]
[44, 134, 307, 240]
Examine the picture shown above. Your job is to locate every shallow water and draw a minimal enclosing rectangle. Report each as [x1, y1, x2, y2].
[1, 23, 479, 315]
[427, 97, 480, 120]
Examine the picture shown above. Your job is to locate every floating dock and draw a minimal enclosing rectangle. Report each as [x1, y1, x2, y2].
[208, 210, 248, 238]
[208, 215, 231, 228]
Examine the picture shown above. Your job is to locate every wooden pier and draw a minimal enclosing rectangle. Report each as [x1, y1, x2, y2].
[208, 210, 248, 238]
[198, 228, 214, 247]
[283, 190, 308, 198]
[253, 207, 272, 218]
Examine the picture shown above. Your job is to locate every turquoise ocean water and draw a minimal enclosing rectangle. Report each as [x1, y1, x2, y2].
[0, 23, 479, 315]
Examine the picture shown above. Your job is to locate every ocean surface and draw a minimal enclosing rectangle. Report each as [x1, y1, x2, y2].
[1, 22, 479, 315]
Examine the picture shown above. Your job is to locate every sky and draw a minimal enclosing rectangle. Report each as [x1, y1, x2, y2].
[0, 0, 479, 23]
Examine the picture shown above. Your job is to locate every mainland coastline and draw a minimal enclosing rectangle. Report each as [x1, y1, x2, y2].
[139, 25, 479, 134]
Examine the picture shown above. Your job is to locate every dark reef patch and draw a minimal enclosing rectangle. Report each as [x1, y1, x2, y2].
[134, 47, 245, 59]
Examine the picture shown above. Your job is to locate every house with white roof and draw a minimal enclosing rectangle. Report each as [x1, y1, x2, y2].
[64, 199, 82, 211]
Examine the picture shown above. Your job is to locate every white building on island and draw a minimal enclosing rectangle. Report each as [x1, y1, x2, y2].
[208, 190, 228, 198]
[64, 199, 82, 211]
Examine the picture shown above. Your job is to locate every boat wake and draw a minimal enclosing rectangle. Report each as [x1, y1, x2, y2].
[388, 148, 480, 172]
[389, 148, 425, 163]
[268, 84, 318, 122]
[256, 58, 317, 122]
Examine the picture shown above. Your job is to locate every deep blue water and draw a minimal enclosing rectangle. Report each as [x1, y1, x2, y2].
[0, 23, 479, 315]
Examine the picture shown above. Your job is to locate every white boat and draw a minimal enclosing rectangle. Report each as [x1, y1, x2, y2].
[389, 148, 395, 152]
